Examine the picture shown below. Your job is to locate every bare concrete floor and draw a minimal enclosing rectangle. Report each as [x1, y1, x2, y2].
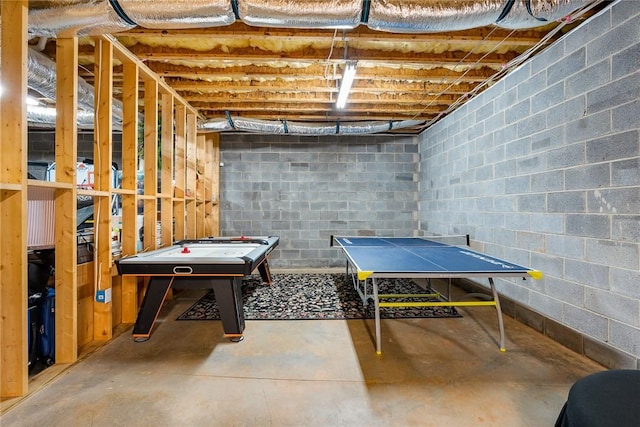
[2, 280, 603, 427]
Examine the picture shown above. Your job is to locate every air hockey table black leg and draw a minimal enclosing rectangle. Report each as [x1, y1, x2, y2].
[132, 277, 174, 342]
[212, 277, 246, 342]
[257, 258, 273, 284]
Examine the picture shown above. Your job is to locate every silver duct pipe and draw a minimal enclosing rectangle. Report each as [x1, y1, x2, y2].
[199, 117, 423, 135]
[367, 0, 594, 33]
[199, 119, 234, 132]
[27, 0, 134, 38]
[237, 0, 590, 32]
[367, 1, 505, 33]
[26, 0, 596, 36]
[340, 120, 421, 134]
[496, 0, 590, 29]
[237, 0, 362, 29]
[26, 48, 124, 129]
[118, 0, 235, 30]
[286, 121, 343, 135]
[27, 105, 97, 130]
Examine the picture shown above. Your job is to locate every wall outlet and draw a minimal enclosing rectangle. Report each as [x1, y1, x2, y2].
[96, 288, 112, 303]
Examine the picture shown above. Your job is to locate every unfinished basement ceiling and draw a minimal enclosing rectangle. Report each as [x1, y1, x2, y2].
[25, 0, 608, 135]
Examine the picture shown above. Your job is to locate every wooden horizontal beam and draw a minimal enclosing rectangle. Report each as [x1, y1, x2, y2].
[161, 79, 477, 94]
[87, 44, 518, 67]
[185, 90, 458, 105]
[118, 22, 553, 47]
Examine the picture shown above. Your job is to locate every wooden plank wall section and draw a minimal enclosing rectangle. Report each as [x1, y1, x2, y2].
[0, 28, 219, 397]
[0, 0, 29, 398]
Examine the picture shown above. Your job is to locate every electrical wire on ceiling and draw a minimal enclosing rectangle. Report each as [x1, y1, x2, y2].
[323, 28, 340, 104]
[414, 0, 605, 129]
[409, 25, 517, 125]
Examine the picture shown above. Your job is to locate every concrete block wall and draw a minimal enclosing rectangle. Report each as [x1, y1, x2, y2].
[418, 2, 640, 366]
[28, 130, 124, 168]
[219, 134, 419, 268]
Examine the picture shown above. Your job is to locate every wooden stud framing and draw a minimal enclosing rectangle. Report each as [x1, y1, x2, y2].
[0, 0, 29, 398]
[93, 38, 114, 340]
[143, 79, 159, 252]
[54, 37, 79, 365]
[173, 105, 187, 241]
[185, 113, 197, 239]
[205, 133, 220, 236]
[120, 61, 139, 323]
[203, 134, 213, 237]
[160, 93, 174, 247]
[196, 134, 206, 237]
[1, 31, 216, 397]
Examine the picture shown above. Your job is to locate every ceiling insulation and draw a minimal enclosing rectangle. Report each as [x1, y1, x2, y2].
[22, 0, 605, 135]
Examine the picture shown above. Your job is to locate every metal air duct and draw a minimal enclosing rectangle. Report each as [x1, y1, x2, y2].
[367, 0, 593, 33]
[27, 105, 97, 130]
[199, 117, 424, 135]
[237, 0, 363, 29]
[26, 48, 124, 128]
[28, 0, 134, 38]
[117, 0, 235, 29]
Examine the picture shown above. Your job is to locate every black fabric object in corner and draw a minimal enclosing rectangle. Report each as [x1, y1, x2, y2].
[554, 369, 640, 427]
[28, 262, 51, 294]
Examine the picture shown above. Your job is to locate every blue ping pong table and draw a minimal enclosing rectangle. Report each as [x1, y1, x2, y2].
[331, 236, 543, 354]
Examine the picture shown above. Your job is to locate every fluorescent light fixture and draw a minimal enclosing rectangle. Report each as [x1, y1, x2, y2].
[336, 61, 357, 109]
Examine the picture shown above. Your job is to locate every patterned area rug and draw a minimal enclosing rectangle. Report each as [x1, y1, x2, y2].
[177, 273, 460, 321]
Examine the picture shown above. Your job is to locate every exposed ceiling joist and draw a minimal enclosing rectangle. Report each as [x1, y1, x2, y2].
[26, 0, 606, 135]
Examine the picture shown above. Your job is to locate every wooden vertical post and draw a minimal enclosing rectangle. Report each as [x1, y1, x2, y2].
[209, 133, 221, 236]
[93, 38, 113, 340]
[204, 134, 214, 237]
[0, 0, 29, 397]
[196, 134, 205, 237]
[160, 93, 174, 247]
[143, 79, 158, 251]
[54, 37, 79, 364]
[120, 62, 139, 323]
[173, 105, 186, 241]
[185, 113, 197, 239]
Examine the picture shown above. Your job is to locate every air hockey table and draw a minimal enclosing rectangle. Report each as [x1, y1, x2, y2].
[115, 236, 279, 342]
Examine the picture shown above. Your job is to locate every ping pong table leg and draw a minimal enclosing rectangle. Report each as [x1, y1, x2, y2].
[373, 277, 382, 355]
[346, 259, 369, 305]
[488, 278, 506, 352]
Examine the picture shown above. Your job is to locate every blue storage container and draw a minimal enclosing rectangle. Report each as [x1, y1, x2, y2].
[37, 287, 55, 366]
[27, 293, 41, 369]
